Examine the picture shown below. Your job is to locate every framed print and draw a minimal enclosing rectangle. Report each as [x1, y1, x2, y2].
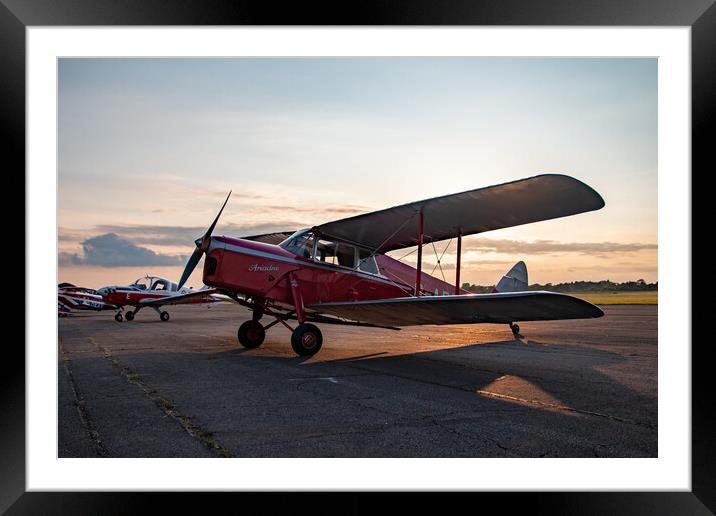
[5, 0, 713, 513]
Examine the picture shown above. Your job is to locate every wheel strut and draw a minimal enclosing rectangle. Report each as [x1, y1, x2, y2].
[509, 322, 523, 339]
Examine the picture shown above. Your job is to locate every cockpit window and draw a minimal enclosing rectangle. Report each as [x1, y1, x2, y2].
[133, 277, 151, 290]
[282, 230, 380, 275]
[357, 249, 379, 274]
[315, 239, 337, 264]
[316, 240, 356, 269]
[336, 244, 355, 268]
[282, 231, 315, 258]
[150, 279, 170, 291]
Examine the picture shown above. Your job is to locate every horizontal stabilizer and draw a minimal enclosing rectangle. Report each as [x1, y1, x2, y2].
[308, 291, 603, 327]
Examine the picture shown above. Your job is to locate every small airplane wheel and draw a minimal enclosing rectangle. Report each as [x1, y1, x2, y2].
[125, 311, 135, 321]
[160, 311, 170, 322]
[509, 322, 521, 337]
[291, 323, 323, 356]
[237, 320, 265, 349]
[114, 312, 123, 322]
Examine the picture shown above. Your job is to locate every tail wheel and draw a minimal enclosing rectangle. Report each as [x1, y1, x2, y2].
[237, 320, 266, 349]
[125, 310, 135, 321]
[114, 312, 123, 322]
[509, 322, 521, 337]
[160, 311, 170, 322]
[291, 323, 323, 356]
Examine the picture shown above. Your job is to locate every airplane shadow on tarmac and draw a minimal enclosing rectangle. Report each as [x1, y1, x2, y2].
[210, 334, 657, 433]
[206, 336, 656, 456]
[308, 338, 654, 427]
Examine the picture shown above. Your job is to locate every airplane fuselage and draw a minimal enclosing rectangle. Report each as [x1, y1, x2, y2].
[101, 288, 215, 308]
[202, 235, 462, 307]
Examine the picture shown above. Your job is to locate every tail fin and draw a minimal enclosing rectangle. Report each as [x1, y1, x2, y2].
[494, 261, 528, 293]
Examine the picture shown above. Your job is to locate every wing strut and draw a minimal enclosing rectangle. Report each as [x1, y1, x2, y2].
[415, 210, 424, 296]
[455, 228, 462, 295]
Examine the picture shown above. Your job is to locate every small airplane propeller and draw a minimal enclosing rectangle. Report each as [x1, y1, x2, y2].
[177, 191, 231, 289]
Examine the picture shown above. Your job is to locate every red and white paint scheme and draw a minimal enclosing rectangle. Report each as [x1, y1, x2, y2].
[96, 275, 224, 322]
[58, 283, 117, 317]
[176, 175, 607, 357]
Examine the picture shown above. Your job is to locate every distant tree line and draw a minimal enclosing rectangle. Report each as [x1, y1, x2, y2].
[461, 279, 658, 294]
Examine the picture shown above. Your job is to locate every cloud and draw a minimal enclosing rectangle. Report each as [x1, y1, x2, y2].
[463, 238, 657, 256]
[146, 178, 266, 202]
[248, 204, 374, 216]
[85, 221, 305, 247]
[58, 251, 84, 266]
[390, 238, 656, 265]
[59, 233, 185, 267]
[58, 228, 87, 242]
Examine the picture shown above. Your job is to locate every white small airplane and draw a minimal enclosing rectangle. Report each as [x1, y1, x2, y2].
[96, 275, 228, 322]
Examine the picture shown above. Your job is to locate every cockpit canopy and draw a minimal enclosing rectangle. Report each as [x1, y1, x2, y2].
[131, 276, 178, 292]
[279, 230, 380, 275]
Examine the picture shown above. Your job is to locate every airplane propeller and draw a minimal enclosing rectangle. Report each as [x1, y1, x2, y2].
[177, 191, 231, 289]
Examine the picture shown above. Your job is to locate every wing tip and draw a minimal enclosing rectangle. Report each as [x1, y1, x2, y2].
[536, 173, 606, 211]
[567, 293, 606, 318]
[588, 302, 606, 318]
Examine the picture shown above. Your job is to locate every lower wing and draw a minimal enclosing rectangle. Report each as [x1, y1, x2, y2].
[137, 288, 221, 307]
[307, 291, 603, 327]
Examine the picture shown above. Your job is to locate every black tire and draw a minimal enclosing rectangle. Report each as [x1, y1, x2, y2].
[291, 323, 323, 356]
[125, 310, 135, 321]
[160, 311, 170, 322]
[510, 323, 520, 336]
[237, 320, 265, 349]
[114, 312, 123, 322]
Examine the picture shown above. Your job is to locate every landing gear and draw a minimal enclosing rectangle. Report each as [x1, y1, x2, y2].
[244, 288, 324, 356]
[509, 322, 523, 338]
[114, 312, 123, 322]
[125, 310, 135, 321]
[291, 323, 323, 356]
[150, 306, 170, 321]
[238, 320, 266, 349]
[286, 273, 323, 356]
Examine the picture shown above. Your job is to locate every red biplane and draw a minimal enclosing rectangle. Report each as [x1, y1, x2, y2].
[173, 174, 606, 356]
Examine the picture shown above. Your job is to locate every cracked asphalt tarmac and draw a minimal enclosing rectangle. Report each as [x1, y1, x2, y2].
[58, 304, 657, 457]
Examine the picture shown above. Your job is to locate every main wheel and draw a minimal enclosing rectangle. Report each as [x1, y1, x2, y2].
[291, 323, 323, 356]
[125, 310, 135, 321]
[114, 312, 123, 322]
[509, 322, 521, 337]
[237, 320, 265, 349]
[160, 311, 170, 322]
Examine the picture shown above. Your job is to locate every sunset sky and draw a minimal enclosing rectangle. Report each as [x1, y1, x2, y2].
[58, 58, 657, 289]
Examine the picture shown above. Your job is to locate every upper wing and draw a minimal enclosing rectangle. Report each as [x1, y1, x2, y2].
[313, 174, 604, 252]
[137, 288, 221, 307]
[241, 231, 296, 245]
[307, 291, 603, 327]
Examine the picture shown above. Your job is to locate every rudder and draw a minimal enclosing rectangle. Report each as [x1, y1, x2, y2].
[494, 261, 528, 293]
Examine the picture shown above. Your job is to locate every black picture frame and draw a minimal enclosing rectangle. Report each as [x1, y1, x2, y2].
[5, 1, 712, 513]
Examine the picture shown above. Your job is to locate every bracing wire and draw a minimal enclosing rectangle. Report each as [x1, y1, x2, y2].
[429, 238, 453, 282]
